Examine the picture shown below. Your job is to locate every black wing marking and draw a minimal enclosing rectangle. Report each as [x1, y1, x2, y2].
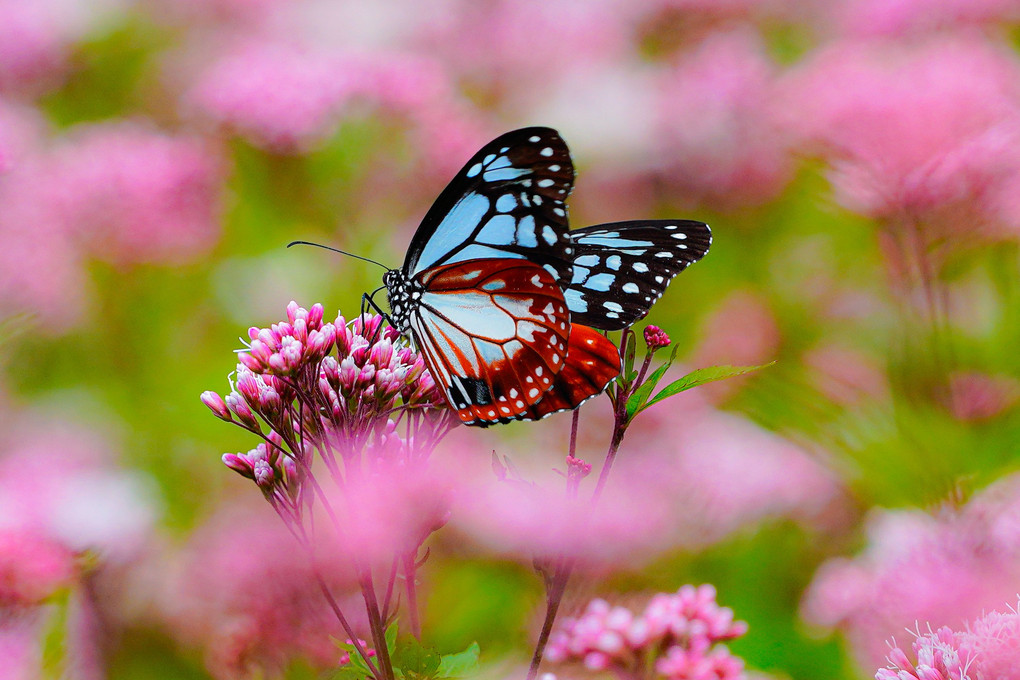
[403, 127, 575, 287]
[563, 220, 711, 331]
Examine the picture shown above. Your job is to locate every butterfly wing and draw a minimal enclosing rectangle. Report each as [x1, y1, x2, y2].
[404, 127, 576, 287]
[409, 258, 571, 426]
[564, 220, 712, 330]
[521, 323, 620, 421]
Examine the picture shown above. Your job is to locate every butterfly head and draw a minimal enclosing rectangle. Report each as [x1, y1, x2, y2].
[382, 269, 420, 334]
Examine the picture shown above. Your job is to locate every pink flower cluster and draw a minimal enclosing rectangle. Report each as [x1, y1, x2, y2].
[204, 304, 443, 450]
[546, 585, 748, 679]
[183, 40, 487, 167]
[876, 603, 1020, 680]
[654, 29, 794, 209]
[803, 472, 1020, 667]
[0, 120, 224, 330]
[784, 37, 1020, 239]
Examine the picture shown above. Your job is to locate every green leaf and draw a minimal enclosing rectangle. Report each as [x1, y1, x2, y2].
[640, 363, 773, 414]
[625, 362, 671, 418]
[385, 624, 399, 654]
[437, 642, 480, 678]
[392, 638, 442, 680]
[624, 344, 681, 419]
[623, 330, 637, 381]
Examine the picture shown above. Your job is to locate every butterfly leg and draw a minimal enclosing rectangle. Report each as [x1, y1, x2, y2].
[361, 289, 396, 341]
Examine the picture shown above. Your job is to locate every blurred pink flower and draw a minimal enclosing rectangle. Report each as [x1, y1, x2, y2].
[419, 0, 628, 109]
[945, 370, 1020, 422]
[183, 39, 488, 167]
[164, 501, 363, 679]
[783, 37, 1020, 238]
[456, 393, 844, 565]
[183, 40, 358, 152]
[50, 122, 224, 265]
[654, 29, 794, 208]
[803, 343, 889, 407]
[0, 612, 46, 680]
[803, 474, 1020, 668]
[0, 530, 75, 606]
[0, 420, 158, 561]
[691, 290, 780, 390]
[834, 0, 1020, 39]
[0, 1, 67, 93]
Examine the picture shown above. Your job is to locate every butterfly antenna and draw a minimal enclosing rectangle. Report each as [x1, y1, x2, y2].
[287, 240, 391, 271]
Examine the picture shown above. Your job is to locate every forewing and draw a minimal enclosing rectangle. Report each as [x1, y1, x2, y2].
[404, 127, 575, 287]
[565, 220, 711, 330]
[521, 324, 620, 421]
[409, 259, 571, 426]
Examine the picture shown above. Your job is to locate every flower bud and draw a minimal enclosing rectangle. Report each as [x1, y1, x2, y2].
[201, 391, 231, 420]
[643, 325, 671, 350]
[253, 459, 275, 488]
[307, 303, 324, 329]
[222, 453, 255, 479]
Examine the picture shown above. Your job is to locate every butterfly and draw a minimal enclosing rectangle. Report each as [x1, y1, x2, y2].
[381, 127, 711, 427]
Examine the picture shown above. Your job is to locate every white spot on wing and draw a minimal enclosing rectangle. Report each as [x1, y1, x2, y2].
[622, 282, 640, 294]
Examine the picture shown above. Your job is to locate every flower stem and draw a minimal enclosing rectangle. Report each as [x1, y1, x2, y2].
[359, 570, 395, 680]
[403, 552, 422, 640]
[313, 571, 384, 680]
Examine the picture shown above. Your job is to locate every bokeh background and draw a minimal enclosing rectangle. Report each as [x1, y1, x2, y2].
[3, 0, 1020, 678]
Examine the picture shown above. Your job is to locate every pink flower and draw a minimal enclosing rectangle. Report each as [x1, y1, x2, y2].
[876, 604, 1020, 680]
[643, 325, 672, 350]
[803, 343, 889, 407]
[653, 28, 794, 208]
[0, 1, 68, 93]
[419, 0, 628, 108]
[0, 421, 158, 561]
[833, 0, 1020, 39]
[457, 394, 845, 564]
[183, 40, 359, 152]
[691, 290, 780, 401]
[944, 370, 1019, 422]
[548, 585, 748, 679]
[0, 530, 75, 606]
[163, 501, 363, 679]
[49, 121, 224, 265]
[783, 37, 1020, 239]
[804, 475, 1020, 668]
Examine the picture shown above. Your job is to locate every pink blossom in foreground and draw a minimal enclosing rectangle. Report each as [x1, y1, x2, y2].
[803, 473, 1020, 667]
[654, 29, 794, 208]
[206, 305, 456, 569]
[547, 585, 748, 679]
[457, 392, 844, 565]
[163, 502, 363, 679]
[833, 0, 1020, 39]
[49, 122, 224, 265]
[875, 604, 1020, 680]
[783, 37, 1020, 238]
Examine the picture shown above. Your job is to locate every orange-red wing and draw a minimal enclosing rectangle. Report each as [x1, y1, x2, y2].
[522, 324, 620, 421]
[409, 259, 571, 426]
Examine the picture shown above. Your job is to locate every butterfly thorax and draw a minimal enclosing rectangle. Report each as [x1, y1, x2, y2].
[382, 269, 422, 334]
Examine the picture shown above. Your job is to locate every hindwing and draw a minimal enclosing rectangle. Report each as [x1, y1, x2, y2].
[564, 220, 712, 330]
[408, 259, 571, 426]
